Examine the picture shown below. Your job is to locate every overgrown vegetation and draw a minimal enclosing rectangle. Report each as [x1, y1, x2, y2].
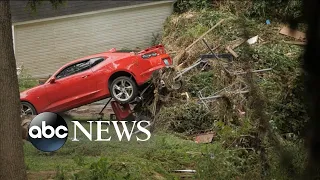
[162, 0, 307, 137]
[174, 0, 303, 22]
[158, 0, 307, 178]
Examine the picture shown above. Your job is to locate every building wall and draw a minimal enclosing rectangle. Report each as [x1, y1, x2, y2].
[14, 1, 173, 78]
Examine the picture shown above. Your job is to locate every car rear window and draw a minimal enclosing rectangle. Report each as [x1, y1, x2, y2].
[89, 57, 104, 67]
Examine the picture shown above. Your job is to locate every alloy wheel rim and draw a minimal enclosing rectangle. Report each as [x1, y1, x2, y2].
[112, 79, 133, 101]
[21, 104, 34, 115]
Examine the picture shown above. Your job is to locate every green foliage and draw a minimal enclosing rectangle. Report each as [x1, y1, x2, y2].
[187, 71, 215, 96]
[174, 0, 212, 13]
[27, 0, 66, 12]
[87, 158, 132, 180]
[246, 0, 303, 21]
[156, 102, 216, 134]
[151, 33, 161, 46]
[18, 67, 38, 92]
[54, 165, 67, 180]
[73, 155, 86, 167]
[173, 0, 303, 22]
[195, 146, 261, 180]
[161, 2, 308, 178]
[185, 24, 209, 40]
[268, 140, 307, 179]
[247, 43, 307, 136]
[25, 121, 196, 179]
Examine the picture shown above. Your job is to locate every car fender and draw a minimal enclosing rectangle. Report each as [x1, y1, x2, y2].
[20, 85, 50, 113]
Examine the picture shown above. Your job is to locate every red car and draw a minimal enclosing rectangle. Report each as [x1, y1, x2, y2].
[20, 45, 172, 115]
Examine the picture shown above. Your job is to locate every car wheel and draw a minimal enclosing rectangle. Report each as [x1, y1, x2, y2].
[21, 102, 37, 116]
[110, 76, 138, 104]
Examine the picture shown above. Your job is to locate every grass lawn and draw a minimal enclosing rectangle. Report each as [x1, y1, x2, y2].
[24, 116, 223, 179]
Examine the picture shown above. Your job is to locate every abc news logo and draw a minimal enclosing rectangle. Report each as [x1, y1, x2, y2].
[28, 112, 151, 152]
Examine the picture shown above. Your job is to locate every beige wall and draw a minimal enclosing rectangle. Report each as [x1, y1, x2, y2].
[14, 2, 173, 78]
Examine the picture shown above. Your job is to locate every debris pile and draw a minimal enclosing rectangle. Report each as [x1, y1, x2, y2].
[154, 11, 305, 139]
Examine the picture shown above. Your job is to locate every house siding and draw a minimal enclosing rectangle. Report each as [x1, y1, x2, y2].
[14, 2, 173, 78]
[10, 1, 157, 23]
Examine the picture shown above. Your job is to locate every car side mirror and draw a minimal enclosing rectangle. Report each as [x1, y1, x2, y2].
[48, 77, 56, 84]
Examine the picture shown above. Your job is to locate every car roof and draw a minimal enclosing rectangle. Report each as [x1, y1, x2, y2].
[62, 51, 134, 67]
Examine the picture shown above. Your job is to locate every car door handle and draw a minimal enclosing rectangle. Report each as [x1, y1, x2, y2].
[81, 75, 89, 78]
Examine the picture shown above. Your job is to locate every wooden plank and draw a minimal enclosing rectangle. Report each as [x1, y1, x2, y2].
[231, 38, 246, 49]
[279, 26, 306, 40]
[172, 50, 186, 66]
[226, 46, 239, 58]
[185, 19, 226, 51]
[173, 19, 226, 65]
[283, 41, 306, 46]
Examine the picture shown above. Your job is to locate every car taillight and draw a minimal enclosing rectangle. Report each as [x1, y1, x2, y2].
[141, 52, 157, 59]
[163, 58, 170, 66]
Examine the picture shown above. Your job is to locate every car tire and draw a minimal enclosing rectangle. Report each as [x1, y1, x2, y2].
[110, 76, 138, 104]
[21, 102, 37, 115]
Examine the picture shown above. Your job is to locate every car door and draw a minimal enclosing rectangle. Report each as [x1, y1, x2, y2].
[88, 57, 107, 92]
[44, 60, 95, 112]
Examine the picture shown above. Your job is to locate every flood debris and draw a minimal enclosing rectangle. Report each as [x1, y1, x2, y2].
[279, 26, 306, 40]
[194, 133, 215, 143]
[172, 170, 196, 173]
[266, 19, 271, 25]
[231, 67, 273, 75]
[224, 38, 247, 59]
[180, 92, 190, 101]
[283, 41, 306, 46]
[173, 18, 227, 65]
[247, 35, 259, 45]
[226, 46, 239, 58]
[230, 38, 246, 49]
[172, 170, 196, 178]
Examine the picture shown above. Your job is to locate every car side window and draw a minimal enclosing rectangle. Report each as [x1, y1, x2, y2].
[56, 60, 91, 79]
[89, 57, 104, 67]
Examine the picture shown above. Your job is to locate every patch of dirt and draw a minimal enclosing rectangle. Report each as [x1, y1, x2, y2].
[66, 104, 113, 119]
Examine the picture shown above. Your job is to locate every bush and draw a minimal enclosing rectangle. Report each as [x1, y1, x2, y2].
[195, 146, 261, 180]
[18, 66, 38, 92]
[156, 102, 216, 134]
[174, 0, 212, 13]
[246, 0, 303, 21]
